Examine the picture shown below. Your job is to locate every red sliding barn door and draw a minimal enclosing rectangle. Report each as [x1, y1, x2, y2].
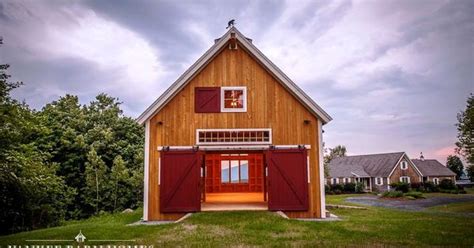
[265, 149, 308, 211]
[160, 150, 202, 213]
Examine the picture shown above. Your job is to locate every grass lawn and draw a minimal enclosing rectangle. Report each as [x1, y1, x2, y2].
[1, 194, 473, 247]
[428, 201, 474, 214]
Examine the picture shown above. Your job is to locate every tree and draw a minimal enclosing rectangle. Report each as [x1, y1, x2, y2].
[467, 166, 474, 182]
[1, 39, 73, 234]
[84, 148, 107, 214]
[110, 155, 129, 211]
[324, 145, 347, 177]
[446, 155, 464, 179]
[455, 94, 473, 181]
[456, 94, 474, 164]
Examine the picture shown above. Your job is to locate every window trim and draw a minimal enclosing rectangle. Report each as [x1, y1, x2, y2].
[433, 177, 439, 185]
[196, 128, 272, 145]
[221, 86, 247, 112]
[375, 177, 383, 186]
[400, 161, 408, 170]
[220, 159, 249, 184]
[400, 176, 410, 183]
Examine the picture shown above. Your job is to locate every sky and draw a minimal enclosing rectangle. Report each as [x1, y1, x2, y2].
[1, 0, 473, 163]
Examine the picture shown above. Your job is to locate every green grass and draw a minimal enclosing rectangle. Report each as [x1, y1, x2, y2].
[1, 195, 474, 247]
[428, 201, 474, 214]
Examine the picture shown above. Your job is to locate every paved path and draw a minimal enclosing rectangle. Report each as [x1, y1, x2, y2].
[346, 195, 474, 211]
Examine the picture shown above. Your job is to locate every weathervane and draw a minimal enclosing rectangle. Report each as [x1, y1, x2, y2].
[226, 19, 235, 29]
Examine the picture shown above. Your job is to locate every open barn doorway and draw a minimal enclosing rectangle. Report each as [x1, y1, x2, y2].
[201, 152, 268, 211]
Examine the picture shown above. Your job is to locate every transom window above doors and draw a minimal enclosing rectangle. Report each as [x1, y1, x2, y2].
[194, 86, 247, 113]
[196, 129, 272, 145]
[221, 159, 249, 183]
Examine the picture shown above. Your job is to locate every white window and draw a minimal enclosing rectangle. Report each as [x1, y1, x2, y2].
[376, 177, 383, 185]
[433, 178, 439, 185]
[221, 87, 247, 112]
[332, 178, 339, 185]
[196, 128, 271, 145]
[400, 161, 408, 170]
[400, 176, 410, 183]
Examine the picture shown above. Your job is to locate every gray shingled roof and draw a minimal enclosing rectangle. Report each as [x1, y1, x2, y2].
[411, 159, 456, 176]
[328, 152, 405, 178]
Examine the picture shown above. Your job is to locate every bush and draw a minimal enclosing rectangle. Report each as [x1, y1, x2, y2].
[382, 191, 403, 198]
[439, 179, 456, 190]
[390, 182, 410, 193]
[325, 184, 330, 194]
[423, 181, 439, 192]
[355, 182, 365, 193]
[343, 183, 356, 193]
[410, 182, 423, 191]
[404, 191, 425, 199]
[330, 184, 344, 192]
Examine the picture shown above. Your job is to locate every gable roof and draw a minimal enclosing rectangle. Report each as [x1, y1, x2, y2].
[411, 159, 456, 177]
[328, 152, 405, 178]
[137, 27, 332, 125]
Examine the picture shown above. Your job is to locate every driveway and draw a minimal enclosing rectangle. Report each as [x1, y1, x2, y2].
[345, 194, 474, 211]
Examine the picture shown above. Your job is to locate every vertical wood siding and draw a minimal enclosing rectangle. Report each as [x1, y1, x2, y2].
[147, 41, 322, 220]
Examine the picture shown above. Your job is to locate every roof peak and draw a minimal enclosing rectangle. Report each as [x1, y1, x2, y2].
[136, 24, 332, 125]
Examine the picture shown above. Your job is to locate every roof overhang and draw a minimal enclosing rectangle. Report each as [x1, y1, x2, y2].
[137, 27, 332, 125]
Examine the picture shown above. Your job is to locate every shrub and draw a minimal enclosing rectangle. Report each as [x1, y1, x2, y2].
[423, 181, 439, 192]
[439, 179, 456, 190]
[330, 184, 344, 192]
[325, 184, 330, 194]
[390, 182, 410, 193]
[355, 182, 365, 193]
[343, 183, 356, 193]
[410, 182, 423, 191]
[404, 191, 425, 199]
[382, 191, 403, 198]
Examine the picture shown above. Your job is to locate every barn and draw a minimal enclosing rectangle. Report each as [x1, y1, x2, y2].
[137, 26, 332, 220]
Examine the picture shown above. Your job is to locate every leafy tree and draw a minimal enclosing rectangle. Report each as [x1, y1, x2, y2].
[0, 41, 73, 234]
[324, 145, 347, 176]
[84, 147, 107, 214]
[467, 166, 474, 182]
[446, 155, 464, 179]
[456, 94, 473, 180]
[110, 155, 129, 211]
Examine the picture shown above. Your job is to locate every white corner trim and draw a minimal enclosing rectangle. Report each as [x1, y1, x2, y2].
[318, 120, 326, 218]
[143, 120, 150, 221]
[136, 27, 332, 125]
[220, 86, 247, 112]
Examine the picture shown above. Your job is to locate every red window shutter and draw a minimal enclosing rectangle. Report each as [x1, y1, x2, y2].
[195, 87, 220, 113]
[160, 150, 202, 213]
[265, 149, 308, 211]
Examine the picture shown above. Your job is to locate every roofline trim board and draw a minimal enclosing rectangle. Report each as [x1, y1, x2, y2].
[136, 27, 332, 125]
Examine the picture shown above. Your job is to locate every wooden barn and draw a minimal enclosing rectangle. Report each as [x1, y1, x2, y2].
[137, 26, 332, 220]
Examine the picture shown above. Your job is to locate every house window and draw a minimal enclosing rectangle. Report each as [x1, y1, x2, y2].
[332, 178, 337, 185]
[400, 176, 410, 183]
[221, 87, 247, 112]
[400, 161, 408, 170]
[376, 177, 383, 185]
[196, 129, 271, 145]
[220, 159, 248, 183]
[433, 178, 439, 185]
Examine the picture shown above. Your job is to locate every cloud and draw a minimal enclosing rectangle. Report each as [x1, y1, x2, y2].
[1, 0, 166, 112]
[0, 0, 472, 164]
